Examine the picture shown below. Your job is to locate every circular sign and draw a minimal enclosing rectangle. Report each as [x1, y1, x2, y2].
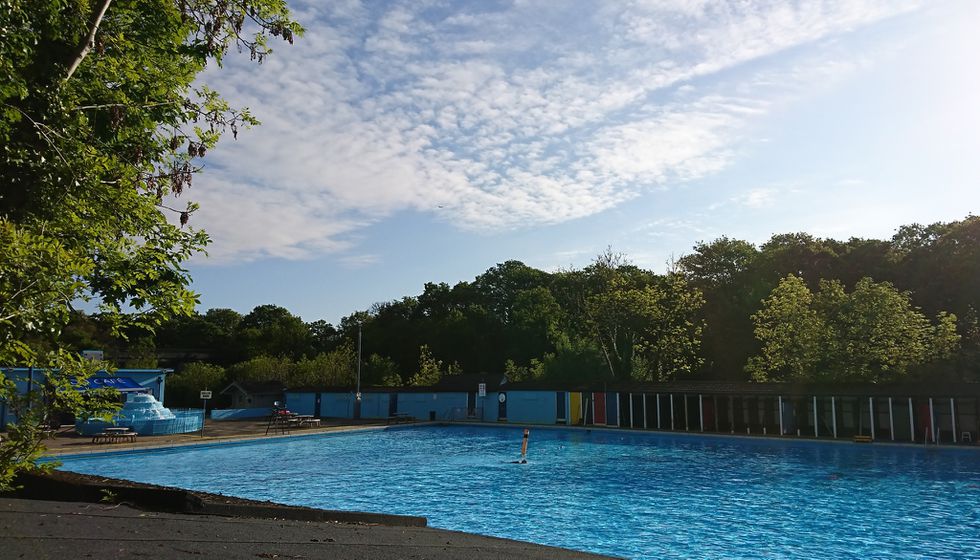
[498, 392, 507, 403]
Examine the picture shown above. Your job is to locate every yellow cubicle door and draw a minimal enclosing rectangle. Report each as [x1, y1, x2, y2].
[569, 392, 582, 425]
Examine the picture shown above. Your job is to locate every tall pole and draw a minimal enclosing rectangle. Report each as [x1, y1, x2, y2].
[868, 397, 875, 440]
[950, 397, 957, 443]
[831, 396, 837, 438]
[908, 397, 915, 442]
[888, 397, 895, 441]
[698, 394, 704, 432]
[778, 396, 784, 435]
[201, 388, 207, 438]
[357, 323, 362, 395]
[813, 396, 819, 438]
[354, 323, 362, 419]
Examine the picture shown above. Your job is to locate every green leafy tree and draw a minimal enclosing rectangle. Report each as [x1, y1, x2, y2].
[165, 361, 226, 407]
[508, 286, 564, 365]
[155, 309, 241, 365]
[1, 0, 300, 485]
[817, 278, 959, 381]
[343, 302, 417, 378]
[291, 345, 356, 387]
[236, 305, 312, 360]
[504, 358, 544, 382]
[308, 320, 340, 355]
[551, 249, 647, 379]
[679, 237, 759, 289]
[585, 274, 704, 381]
[748, 275, 960, 382]
[119, 336, 158, 369]
[746, 275, 828, 382]
[565, 250, 704, 380]
[0, 353, 120, 489]
[409, 345, 442, 386]
[630, 275, 705, 381]
[473, 260, 550, 321]
[223, 346, 356, 389]
[2, 1, 300, 342]
[227, 355, 292, 385]
[678, 237, 763, 380]
[363, 354, 401, 386]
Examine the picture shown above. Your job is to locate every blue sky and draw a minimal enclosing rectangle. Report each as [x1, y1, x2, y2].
[177, 0, 980, 324]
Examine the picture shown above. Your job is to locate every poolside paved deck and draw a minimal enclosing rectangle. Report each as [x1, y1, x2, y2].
[42, 417, 397, 456]
[0, 497, 616, 559]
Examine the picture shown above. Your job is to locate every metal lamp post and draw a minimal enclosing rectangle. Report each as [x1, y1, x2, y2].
[354, 322, 362, 420]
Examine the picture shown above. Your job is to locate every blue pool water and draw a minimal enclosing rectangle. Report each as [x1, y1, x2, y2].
[58, 425, 980, 558]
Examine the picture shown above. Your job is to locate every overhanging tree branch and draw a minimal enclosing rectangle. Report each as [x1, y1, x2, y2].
[65, 0, 113, 81]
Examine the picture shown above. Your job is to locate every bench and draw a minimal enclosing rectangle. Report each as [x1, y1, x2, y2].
[300, 418, 321, 428]
[387, 413, 415, 425]
[92, 431, 138, 444]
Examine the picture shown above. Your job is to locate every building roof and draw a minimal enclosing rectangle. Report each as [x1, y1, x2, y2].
[286, 373, 511, 394]
[284, 378, 980, 398]
[500, 379, 980, 398]
[3, 367, 173, 375]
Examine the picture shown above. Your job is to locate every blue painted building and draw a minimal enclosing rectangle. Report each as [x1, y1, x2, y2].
[279, 379, 980, 446]
[0, 367, 172, 429]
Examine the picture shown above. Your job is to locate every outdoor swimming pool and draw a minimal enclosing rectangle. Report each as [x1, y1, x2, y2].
[58, 425, 980, 558]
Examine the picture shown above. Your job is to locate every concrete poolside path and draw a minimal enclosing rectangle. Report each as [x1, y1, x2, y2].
[1, 497, 616, 560]
[42, 418, 398, 456]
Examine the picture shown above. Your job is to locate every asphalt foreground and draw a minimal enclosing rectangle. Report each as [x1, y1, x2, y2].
[1, 497, 615, 559]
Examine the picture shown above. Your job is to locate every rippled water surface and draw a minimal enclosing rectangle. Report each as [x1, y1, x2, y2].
[59, 425, 980, 558]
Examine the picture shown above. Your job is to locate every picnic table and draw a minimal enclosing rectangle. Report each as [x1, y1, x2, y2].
[92, 427, 138, 444]
[301, 418, 321, 427]
[294, 415, 321, 428]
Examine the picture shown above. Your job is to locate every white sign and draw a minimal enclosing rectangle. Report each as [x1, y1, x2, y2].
[82, 349, 104, 362]
[199, 390, 212, 400]
[478, 383, 486, 397]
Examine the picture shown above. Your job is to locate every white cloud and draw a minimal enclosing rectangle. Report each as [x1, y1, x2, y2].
[338, 253, 381, 269]
[735, 187, 780, 208]
[186, 0, 921, 263]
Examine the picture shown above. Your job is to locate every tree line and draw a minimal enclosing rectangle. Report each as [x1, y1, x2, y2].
[56, 216, 978, 405]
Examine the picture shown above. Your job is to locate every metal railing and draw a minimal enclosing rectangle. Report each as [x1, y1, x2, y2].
[128, 409, 204, 435]
[77, 408, 204, 436]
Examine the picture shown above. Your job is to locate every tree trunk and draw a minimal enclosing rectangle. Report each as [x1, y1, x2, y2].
[65, 0, 113, 81]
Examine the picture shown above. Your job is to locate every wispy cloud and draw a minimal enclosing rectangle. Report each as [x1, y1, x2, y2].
[338, 253, 381, 269]
[186, 0, 921, 263]
[735, 187, 780, 208]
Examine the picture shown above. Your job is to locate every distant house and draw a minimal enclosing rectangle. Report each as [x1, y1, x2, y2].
[219, 381, 285, 409]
